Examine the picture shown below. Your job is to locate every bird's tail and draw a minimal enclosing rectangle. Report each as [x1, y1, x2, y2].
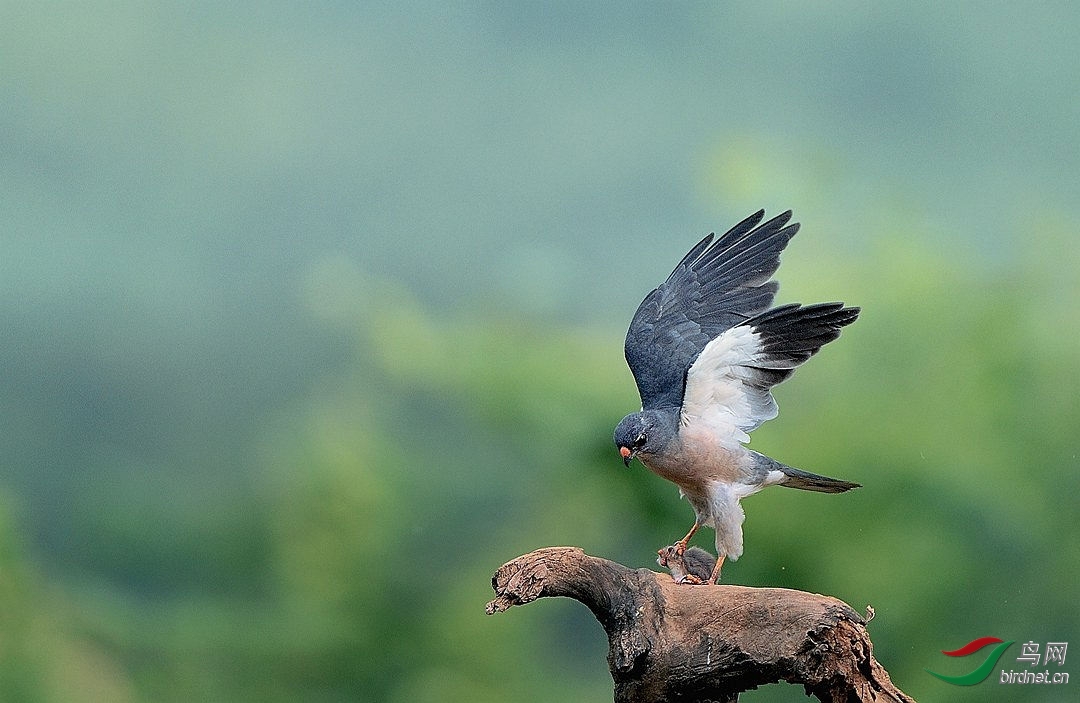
[776, 464, 860, 493]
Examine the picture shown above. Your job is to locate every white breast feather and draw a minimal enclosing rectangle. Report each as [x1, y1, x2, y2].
[681, 324, 778, 444]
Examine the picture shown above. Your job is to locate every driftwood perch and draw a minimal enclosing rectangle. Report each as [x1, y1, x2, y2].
[486, 547, 914, 703]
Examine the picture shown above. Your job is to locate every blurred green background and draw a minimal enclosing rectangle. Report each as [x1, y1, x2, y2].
[2, 3, 1078, 702]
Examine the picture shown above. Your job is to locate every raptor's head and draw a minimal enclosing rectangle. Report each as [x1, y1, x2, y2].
[613, 409, 676, 467]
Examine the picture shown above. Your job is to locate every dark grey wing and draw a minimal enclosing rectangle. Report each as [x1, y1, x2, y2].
[624, 210, 799, 410]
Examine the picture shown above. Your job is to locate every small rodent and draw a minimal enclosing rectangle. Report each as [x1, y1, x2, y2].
[656, 544, 716, 584]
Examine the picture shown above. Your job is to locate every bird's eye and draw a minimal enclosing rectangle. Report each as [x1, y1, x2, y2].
[634, 432, 648, 448]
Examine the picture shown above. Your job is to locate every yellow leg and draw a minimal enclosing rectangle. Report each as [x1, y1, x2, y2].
[673, 522, 701, 555]
[706, 555, 725, 585]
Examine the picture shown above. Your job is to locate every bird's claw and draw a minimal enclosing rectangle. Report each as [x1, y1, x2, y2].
[676, 574, 704, 585]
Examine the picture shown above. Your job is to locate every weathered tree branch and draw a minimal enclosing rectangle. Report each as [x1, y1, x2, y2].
[487, 547, 914, 703]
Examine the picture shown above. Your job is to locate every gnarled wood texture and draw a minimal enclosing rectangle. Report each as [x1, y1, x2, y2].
[487, 547, 914, 703]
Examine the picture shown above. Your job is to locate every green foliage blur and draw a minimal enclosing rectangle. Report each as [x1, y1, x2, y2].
[3, 4, 1078, 703]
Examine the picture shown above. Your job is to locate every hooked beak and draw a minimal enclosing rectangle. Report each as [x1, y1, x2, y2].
[619, 446, 632, 467]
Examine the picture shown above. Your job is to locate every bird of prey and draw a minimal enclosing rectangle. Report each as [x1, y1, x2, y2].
[613, 210, 860, 584]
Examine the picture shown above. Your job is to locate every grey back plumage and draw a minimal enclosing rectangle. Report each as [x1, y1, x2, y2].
[623, 210, 799, 411]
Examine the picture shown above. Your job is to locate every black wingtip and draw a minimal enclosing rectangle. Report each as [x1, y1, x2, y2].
[669, 233, 715, 276]
[766, 209, 792, 227]
[733, 209, 768, 236]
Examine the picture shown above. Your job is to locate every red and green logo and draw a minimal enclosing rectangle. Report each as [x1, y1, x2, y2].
[926, 637, 1014, 685]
